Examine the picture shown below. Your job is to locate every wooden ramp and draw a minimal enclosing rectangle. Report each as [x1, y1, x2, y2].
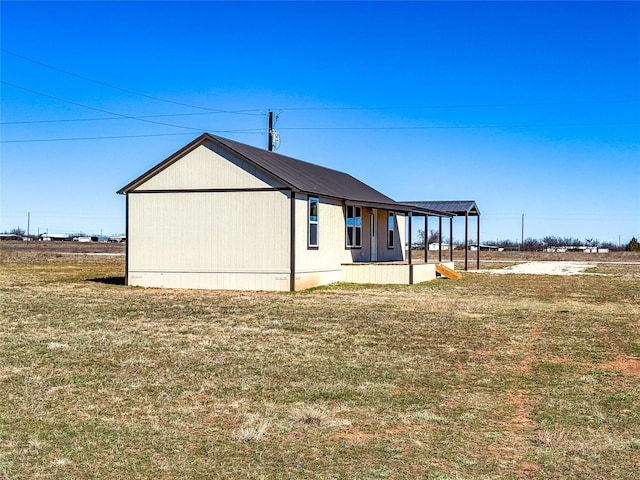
[435, 263, 462, 280]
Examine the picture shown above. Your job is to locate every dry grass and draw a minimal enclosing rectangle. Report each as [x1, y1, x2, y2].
[1, 243, 639, 478]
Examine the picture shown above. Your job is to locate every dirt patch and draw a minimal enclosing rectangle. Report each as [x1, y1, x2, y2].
[332, 424, 428, 442]
[332, 431, 377, 441]
[529, 324, 544, 339]
[600, 356, 640, 378]
[515, 355, 536, 375]
[508, 390, 533, 429]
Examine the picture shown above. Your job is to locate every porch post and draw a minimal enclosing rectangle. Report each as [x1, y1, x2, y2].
[424, 215, 428, 263]
[438, 216, 443, 262]
[464, 212, 469, 271]
[408, 211, 412, 265]
[477, 212, 481, 270]
[449, 217, 454, 262]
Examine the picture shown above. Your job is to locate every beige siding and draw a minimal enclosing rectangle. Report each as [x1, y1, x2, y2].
[127, 190, 291, 290]
[292, 194, 344, 290]
[341, 263, 410, 284]
[411, 263, 437, 283]
[341, 262, 454, 285]
[134, 142, 287, 191]
[371, 210, 406, 262]
[398, 215, 407, 260]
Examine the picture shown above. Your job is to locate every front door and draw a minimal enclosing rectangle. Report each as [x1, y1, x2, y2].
[370, 209, 377, 261]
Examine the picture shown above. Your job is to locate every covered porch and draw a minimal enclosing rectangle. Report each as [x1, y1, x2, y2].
[338, 200, 479, 285]
[403, 200, 481, 271]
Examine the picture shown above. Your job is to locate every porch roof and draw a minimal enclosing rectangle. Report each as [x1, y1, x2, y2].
[344, 199, 451, 216]
[401, 200, 480, 216]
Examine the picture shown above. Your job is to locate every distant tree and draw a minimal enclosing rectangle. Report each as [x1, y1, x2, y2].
[417, 229, 444, 245]
[600, 241, 623, 252]
[627, 237, 640, 252]
[523, 237, 543, 251]
[497, 239, 519, 250]
[9, 227, 25, 236]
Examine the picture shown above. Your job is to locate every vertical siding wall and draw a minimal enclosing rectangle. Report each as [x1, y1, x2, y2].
[128, 191, 291, 290]
[293, 194, 344, 290]
[372, 210, 406, 262]
[127, 143, 292, 291]
[138, 142, 282, 190]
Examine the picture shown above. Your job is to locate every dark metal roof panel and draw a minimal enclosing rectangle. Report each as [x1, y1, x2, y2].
[210, 135, 399, 205]
[402, 200, 480, 216]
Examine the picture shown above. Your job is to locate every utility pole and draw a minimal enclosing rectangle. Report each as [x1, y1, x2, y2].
[268, 110, 273, 151]
[521, 213, 524, 251]
[27, 212, 30, 240]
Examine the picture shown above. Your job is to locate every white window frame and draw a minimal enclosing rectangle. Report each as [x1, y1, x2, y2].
[387, 211, 395, 249]
[308, 197, 319, 248]
[346, 205, 362, 248]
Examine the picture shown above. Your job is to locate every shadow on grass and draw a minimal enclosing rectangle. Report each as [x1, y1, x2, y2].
[86, 276, 126, 286]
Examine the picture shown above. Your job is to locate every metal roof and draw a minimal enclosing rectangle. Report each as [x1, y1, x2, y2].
[118, 134, 405, 210]
[211, 135, 401, 206]
[401, 201, 480, 216]
[118, 134, 477, 217]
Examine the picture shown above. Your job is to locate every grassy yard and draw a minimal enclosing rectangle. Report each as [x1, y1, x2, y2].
[1, 245, 639, 479]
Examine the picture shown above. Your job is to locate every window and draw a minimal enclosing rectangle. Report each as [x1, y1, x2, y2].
[308, 197, 319, 247]
[387, 212, 395, 248]
[346, 206, 362, 248]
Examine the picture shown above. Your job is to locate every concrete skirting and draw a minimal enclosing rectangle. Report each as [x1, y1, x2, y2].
[341, 262, 455, 285]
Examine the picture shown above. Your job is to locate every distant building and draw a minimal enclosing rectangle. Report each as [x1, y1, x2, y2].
[0, 234, 23, 241]
[40, 234, 72, 241]
[73, 236, 99, 242]
[469, 244, 501, 252]
[428, 243, 455, 251]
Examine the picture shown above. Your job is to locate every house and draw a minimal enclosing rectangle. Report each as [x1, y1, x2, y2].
[0, 234, 23, 241]
[118, 133, 467, 291]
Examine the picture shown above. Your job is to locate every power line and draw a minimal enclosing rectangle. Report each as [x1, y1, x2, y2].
[2, 80, 207, 132]
[0, 130, 263, 144]
[1, 48, 264, 116]
[1, 111, 223, 125]
[275, 99, 640, 111]
[278, 121, 639, 130]
[4, 99, 639, 126]
[3, 120, 638, 144]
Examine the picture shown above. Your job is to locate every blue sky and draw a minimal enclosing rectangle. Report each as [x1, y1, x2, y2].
[1, 1, 639, 244]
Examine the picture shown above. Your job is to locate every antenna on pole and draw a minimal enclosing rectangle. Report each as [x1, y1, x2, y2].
[268, 110, 273, 151]
[267, 110, 280, 151]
